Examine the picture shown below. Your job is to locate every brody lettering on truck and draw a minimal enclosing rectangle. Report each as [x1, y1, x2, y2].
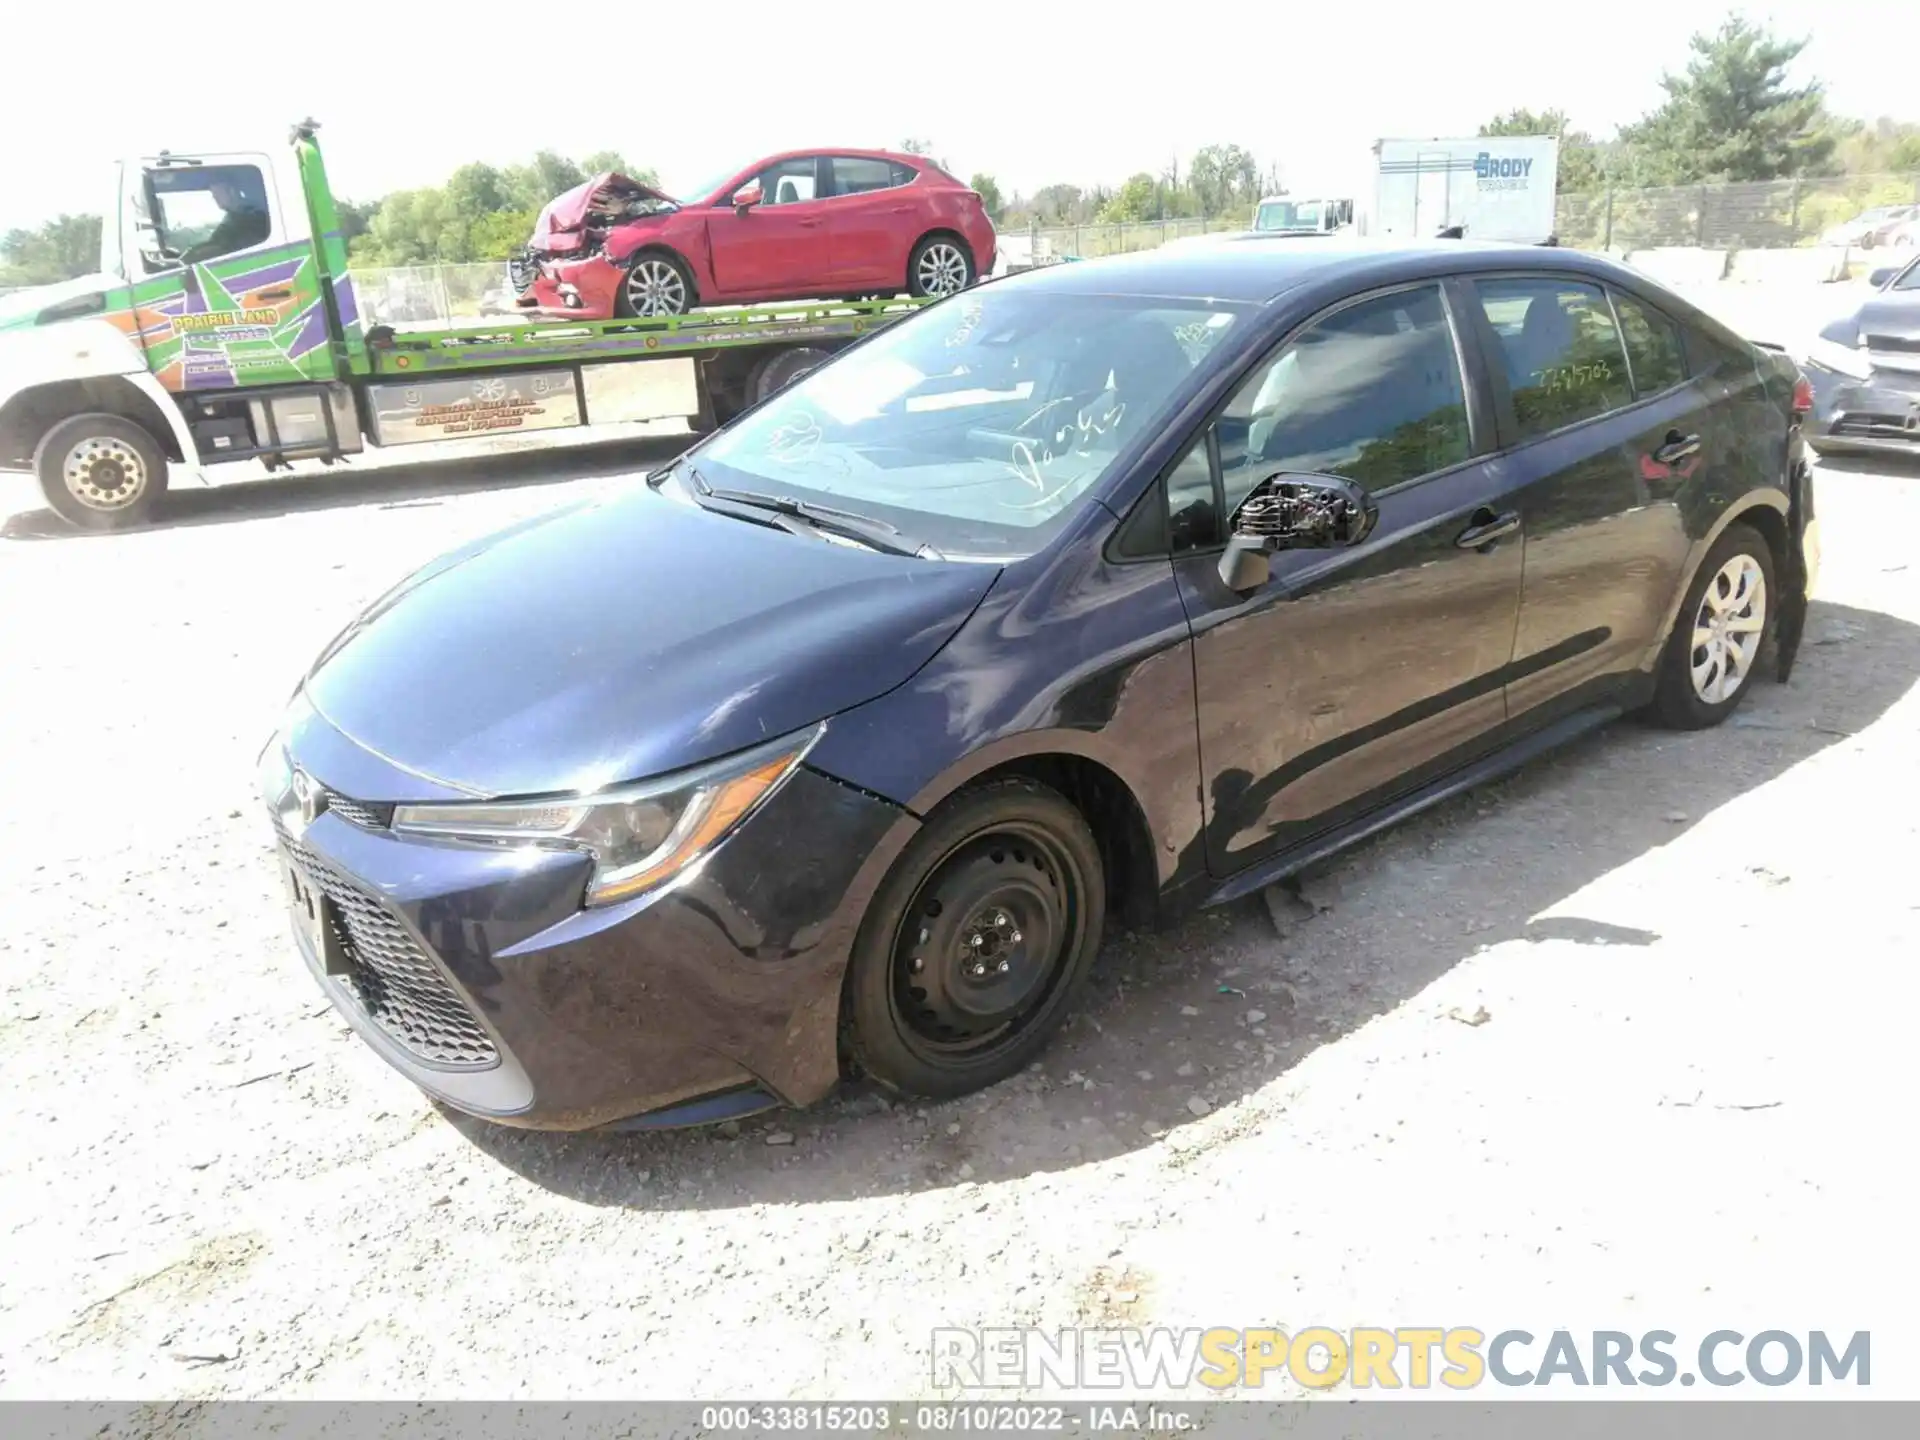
[1475, 153, 1535, 191]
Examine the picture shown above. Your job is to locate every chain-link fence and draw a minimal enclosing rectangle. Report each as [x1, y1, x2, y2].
[350, 263, 523, 329]
[1554, 171, 1920, 252]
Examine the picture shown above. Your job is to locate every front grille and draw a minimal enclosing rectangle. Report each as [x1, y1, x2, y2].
[279, 828, 499, 1069]
[1834, 412, 1920, 440]
[321, 792, 392, 830]
[507, 250, 538, 294]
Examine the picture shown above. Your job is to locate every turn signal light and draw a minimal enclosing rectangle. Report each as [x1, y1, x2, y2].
[1791, 375, 1814, 416]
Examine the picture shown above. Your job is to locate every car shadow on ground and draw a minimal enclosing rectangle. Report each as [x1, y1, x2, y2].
[453, 596, 1920, 1211]
[0, 435, 689, 541]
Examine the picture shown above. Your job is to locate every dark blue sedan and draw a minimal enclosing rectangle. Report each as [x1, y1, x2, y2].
[260, 237, 1820, 1131]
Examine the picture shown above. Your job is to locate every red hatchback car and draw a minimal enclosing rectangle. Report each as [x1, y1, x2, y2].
[512, 148, 997, 319]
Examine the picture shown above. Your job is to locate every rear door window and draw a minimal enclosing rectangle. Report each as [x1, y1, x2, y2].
[830, 157, 903, 196]
[1473, 278, 1632, 441]
[1610, 291, 1689, 397]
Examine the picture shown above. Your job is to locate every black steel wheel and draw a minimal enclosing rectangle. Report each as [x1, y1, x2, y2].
[846, 779, 1104, 1099]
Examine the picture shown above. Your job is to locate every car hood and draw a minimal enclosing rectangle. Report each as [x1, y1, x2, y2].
[300, 484, 998, 799]
[1857, 293, 1920, 348]
[529, 171, 680, 252]
[0, 272, 120, 332]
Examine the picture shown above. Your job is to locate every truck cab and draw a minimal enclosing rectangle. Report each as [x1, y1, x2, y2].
[1, 126, 367, 528]
[1249, 196, 1353, 235]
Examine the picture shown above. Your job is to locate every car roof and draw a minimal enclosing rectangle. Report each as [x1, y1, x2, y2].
[754, 146, 926, 167]
[1005, 235, 1628, 306]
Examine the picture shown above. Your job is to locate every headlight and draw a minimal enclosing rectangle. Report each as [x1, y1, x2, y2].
[391, 725, 821, 906]
[1805, 334, 1872, 381]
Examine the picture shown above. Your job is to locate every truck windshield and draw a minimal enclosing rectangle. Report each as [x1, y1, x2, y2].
[692, 289, 1244, 559]
[1255, 200, 1323, 231]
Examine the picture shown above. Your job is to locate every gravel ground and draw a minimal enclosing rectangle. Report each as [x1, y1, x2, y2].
[2, 323, 1919, 1403]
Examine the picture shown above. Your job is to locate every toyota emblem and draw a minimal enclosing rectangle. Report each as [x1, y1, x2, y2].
[291, 769, 322, 825]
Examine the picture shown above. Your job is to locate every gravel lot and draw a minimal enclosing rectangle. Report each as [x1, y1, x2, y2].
[2, 297, 1919, 1402]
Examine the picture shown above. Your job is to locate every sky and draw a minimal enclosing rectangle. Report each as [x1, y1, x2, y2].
[1, 0, 1912, 232]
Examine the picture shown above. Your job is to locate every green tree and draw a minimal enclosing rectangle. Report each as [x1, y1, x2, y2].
[1617, 15, 1836, 184]
[469, 208, 539, 261]
[968, 173, 1005, 222]
[1480, 108, 1605, 194]
[0, 214, 103, 287]
[1098, 173, 1160, 224]
[1188, 144, 1259, 216]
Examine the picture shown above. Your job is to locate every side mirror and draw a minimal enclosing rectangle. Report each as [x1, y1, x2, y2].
[732, 184, 763, 212]
[1217, 472, 1379, 594]
[1868, 266, 1896, 290]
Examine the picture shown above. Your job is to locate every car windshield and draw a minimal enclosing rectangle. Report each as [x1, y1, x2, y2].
[1255, 201, 1321, 231]
[1894, 258, 1920, 292]
[692, 288, 1244, 559]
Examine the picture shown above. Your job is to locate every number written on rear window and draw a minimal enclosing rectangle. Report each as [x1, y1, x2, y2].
[1474, 278, 1632, 440]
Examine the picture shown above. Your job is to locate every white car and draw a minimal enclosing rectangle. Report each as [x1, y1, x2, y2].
[1821, 204, 1920, 249]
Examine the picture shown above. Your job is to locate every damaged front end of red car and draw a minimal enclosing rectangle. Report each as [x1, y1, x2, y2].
[509, 171, 678, 320]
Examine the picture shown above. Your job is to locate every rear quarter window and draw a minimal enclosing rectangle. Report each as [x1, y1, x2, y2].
[1610, 291, 1689, 397]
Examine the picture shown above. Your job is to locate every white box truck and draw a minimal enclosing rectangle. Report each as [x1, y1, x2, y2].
[1364, 135, 1560, 245]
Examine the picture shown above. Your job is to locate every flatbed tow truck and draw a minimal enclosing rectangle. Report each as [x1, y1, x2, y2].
[0, 120, 934, 531]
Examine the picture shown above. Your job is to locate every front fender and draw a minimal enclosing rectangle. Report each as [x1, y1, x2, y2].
[0, 319, 201, 475]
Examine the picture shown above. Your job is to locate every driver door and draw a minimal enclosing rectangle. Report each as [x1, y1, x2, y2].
[1169, 281, 1526, 878]
[705, 156, 836, 299]
[121, 151, 325, 392]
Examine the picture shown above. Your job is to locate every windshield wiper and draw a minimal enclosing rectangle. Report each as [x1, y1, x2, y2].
[682, 464, 941, 559]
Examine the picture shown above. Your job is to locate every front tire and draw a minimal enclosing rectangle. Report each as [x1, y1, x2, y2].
[34, 412, 169, 532]
[907, 234, 975, 298]
[1649, 521, 1776, 729]
[615, 250, 695, 318]
[845, 779, 1105, 1100]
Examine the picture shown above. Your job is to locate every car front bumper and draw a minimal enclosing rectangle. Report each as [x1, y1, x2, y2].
[512, 252, 624, 321]
[1805, 361, 1920, 455]
[266, 727, 911, 1131]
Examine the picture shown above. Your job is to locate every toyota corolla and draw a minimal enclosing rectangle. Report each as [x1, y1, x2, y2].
[261, 238, 1818, 1132]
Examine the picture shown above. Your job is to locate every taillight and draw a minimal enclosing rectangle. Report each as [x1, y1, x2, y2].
[1791, 375, 1814, 416]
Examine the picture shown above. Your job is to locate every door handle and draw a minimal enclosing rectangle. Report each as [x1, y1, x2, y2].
[797, 219, 823, 228]
[257, 287, 292, 300]
[1454, 507, 1520, 551]
[1653, 431, 1701, 465]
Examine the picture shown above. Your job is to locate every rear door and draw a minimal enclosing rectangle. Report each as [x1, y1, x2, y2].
[1462, 275, 1700, 727]
[121, 152, 328, 392]
[705, 155, 835, 298]
[822, 156, 921, 289]
[1169, 280, 1526, 877]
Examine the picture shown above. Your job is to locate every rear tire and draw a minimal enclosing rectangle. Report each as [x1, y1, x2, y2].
[1649, 521, 1776, 729]
[34, 412, 169, 532]
[747, 346, 834, 407]
[845, 779, 1105, 1100]
[907, 234, 975, 298]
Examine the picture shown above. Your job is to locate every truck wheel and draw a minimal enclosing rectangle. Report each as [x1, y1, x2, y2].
[908, 235, 975, 297]
[748, 347, 833, 407]
[616, 252, 695, 318]
[34, 413, 169, 532]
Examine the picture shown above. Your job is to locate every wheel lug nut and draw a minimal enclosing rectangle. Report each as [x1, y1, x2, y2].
[1010, 930, 1022, 944]
[996, 960, 1010, 974]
